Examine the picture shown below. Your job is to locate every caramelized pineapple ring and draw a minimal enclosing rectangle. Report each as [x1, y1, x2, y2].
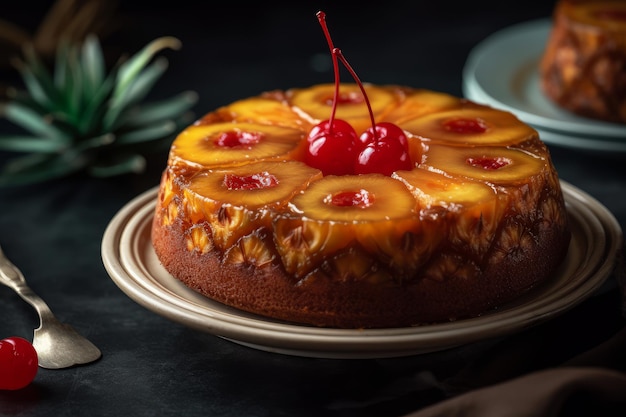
[383, 89, 462, 124]
[289, 174, 415, 221]
[274, 174, 437, 279]
[422, 145, 547, 185]
[288, 83, 398, 134]
[183, 161, 322, 250]
[400, 107, 538, 146]
[421, 145, 560, 241]
[169, 122, 307, 169]
[393, 168, 504, 254]
[214, 97, 313, 131]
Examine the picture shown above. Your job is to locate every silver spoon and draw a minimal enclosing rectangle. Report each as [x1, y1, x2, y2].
[0, 244, 102, 369]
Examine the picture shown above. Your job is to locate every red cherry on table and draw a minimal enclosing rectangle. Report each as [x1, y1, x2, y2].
[0, 337, 38, 390]
[304, 119, 361, 176]
[354, 122, 413, 176]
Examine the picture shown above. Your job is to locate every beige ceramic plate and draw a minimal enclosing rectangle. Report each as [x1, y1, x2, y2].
[102, 182, 622, 359]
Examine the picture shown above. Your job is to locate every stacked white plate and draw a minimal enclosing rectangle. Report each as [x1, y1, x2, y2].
[462, 19, 626, 153]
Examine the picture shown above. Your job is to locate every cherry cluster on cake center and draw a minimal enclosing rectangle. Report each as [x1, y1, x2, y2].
[304, 11, 413, 177]
[304, 115, 412, 177]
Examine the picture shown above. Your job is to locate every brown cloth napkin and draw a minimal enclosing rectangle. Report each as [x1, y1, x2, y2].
[403, 366, 626, 417]
[403, 253, 626, 417]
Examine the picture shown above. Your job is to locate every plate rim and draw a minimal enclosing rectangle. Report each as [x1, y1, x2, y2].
[462, 18, 626, 141]
[101, 181, 622, 358]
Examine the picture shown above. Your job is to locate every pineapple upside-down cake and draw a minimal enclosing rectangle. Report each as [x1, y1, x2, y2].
[151, 12, 571, 329]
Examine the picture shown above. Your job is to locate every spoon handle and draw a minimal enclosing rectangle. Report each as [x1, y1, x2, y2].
[0, 245, 55, 323]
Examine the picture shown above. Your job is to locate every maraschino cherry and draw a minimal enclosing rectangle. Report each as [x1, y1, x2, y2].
[331, 49, 412, 175]
[304, 11, 360, 176]
[305, 11, 412, 176]
[0, 336, 38, 390]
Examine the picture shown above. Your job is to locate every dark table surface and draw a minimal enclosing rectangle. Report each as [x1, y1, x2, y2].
[1, 1, 625, 416]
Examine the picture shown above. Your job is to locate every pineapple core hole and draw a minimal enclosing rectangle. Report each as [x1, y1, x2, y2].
[223, 172, 278, 190]
[326, 189, 374, 208]
[443, 117, 488, 134]
[214, 130, 263, 148]
[466, 156, 512, 170]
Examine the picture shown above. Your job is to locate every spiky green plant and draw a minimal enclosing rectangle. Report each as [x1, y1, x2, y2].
[0, 35, 198, 186]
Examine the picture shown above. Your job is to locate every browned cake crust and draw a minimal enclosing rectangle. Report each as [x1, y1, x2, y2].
[540, 0, 626, 123]
[152, 204, 570, 328]
[151, 84, 571, 329]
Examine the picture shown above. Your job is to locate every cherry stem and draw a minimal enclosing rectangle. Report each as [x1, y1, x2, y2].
[333, 48, 378, 142]
[316, 11, 340, 134]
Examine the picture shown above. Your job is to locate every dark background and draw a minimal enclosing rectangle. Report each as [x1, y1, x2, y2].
[3, 0, 557, 117]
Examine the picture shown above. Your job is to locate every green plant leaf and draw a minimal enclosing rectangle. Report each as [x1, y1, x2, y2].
[80, 35, 105, 100]
[115, 120, 176, 144]
[104, 57, 169, 130]
[0, 101, 71, 141]
[118, 90, 198, 127]
[113, 36, 181, 99]
[73, 133, 115, 152]
[77, 73, 115, 135]
[0, 34, 195, 186]
[88, 154, 146, 177]
[0, 151, 88, 186]
[6, 89, 46, 114]
[53, 39, 71, 93]
[20, 44, 60, 106]
[1, 152, 50, 174]
[14, 60, 56, 111]
[15, 64, 48, 108]
[0, 134, 68, 152]
[65, 50, 84, 123]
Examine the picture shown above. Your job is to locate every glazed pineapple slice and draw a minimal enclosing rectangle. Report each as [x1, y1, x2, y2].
[423, 145, 546, 184]
[383, 89, 462, 125]
[392, 168, 504, 254]
[274, 174, 435, 280]
[392, 167, 496, 208]
[183, 160, 322, 251]
[214, 97, 312, 131]
[422, 144, 552, 220]
[288, 83, 398, 134]
[169, 122, 307, 169]
[399, 107, 538, 146]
